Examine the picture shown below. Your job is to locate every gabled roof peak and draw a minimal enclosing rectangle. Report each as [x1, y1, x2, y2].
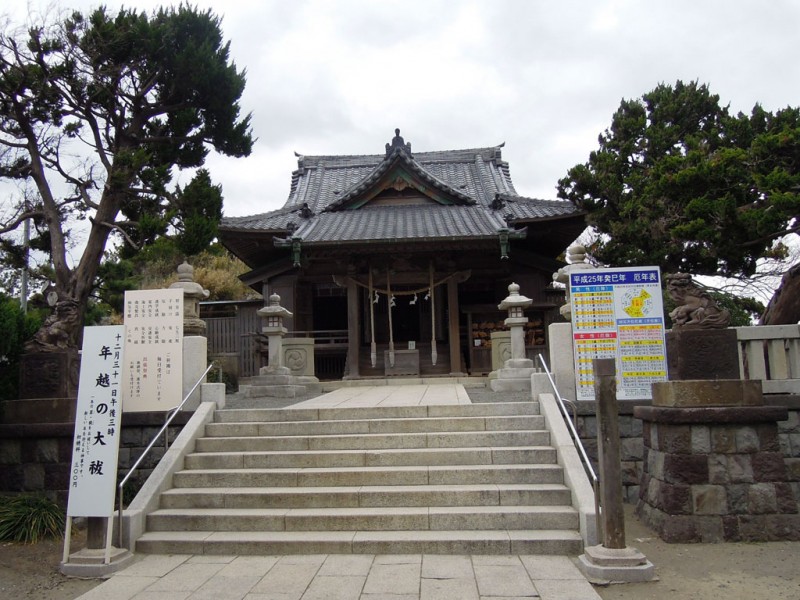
[385, 128, 412, 158]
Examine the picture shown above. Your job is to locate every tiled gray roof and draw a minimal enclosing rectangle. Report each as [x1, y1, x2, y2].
[219, 135, 581, 245]
[292, 204, 508, 245]
[286, 145, 513, 213]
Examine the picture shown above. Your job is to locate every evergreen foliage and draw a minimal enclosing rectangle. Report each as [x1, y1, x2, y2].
[0, 5, 253, 349]
[557, 81, 800, 280]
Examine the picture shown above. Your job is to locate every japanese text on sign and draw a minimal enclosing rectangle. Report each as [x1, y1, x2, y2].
[123, 289, 183, 412]
[67, 326, 125, 517]
[569, 267, 668, 401]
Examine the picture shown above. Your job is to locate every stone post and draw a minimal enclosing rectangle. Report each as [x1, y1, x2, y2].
[169, 262, 209, 410]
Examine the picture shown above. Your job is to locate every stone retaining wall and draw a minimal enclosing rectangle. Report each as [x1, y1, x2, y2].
[575, 397, 800, 508]
[0, 412, 191, 506]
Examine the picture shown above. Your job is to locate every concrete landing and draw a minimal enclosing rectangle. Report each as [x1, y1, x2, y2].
[291, 383, 472, 408]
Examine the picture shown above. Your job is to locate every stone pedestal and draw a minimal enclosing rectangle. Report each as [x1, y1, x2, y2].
[182, 336, 207, 411]
[666, 328, 739, 380]
[548, 322, 576, 402]
[490, 331, 511, 371]
[634, 379, 800, 542]
[7, 350, 80, 424]
[284, 338, 316, 377]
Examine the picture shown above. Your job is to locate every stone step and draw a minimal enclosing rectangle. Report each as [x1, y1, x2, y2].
[159, 483, 573, 509]
[135, 529, 583, 556]
[194, 430, 550, 452]
[205, 414, 545, 437]
[183, 446, 557, 469]
[214, 402, 540, 424]
[145, 505, 579, 532]
[171, 464, 565, 488]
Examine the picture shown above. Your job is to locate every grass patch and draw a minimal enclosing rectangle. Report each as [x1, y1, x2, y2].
[0, 495, 65, 543]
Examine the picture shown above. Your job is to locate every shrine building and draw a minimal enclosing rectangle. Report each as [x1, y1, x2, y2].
[218, 130, 585, 380]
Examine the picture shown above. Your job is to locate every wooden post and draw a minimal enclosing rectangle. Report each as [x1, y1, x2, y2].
[593, 358, 626, 549]
[346, 278, 360, 378]
[447, 278, 462, 374]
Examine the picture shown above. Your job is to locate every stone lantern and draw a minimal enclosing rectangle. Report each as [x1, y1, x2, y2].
[498, 282, 533, 369]
[490, 283, 536, 392]
[169, 262, 210, 336]
[257, 293, 293, 374]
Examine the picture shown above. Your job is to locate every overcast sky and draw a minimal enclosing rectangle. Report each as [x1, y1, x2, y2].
[6, 0, 800, 219]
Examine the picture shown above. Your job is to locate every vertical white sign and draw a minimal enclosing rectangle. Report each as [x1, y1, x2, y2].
[570, 266, 668, 401]
[123, 289, 183, 412]
[67, 326, 125, 517]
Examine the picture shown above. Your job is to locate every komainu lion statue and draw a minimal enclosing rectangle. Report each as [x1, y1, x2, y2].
[666, 273, 730, 329]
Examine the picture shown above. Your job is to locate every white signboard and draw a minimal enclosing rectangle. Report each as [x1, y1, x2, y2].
[570, 266, 668, 401]
[123, 289, 183, 412]
[66, 326, 125, 517]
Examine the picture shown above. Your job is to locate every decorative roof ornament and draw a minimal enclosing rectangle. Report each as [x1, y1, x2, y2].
[385, 128, 412, 157]
[299, 203, 314, 219]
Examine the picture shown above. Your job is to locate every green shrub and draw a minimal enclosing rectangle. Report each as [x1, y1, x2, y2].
[0, 494, 65, 543]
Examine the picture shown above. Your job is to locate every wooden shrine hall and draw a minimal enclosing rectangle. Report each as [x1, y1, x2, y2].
[218, 130, 585, 380]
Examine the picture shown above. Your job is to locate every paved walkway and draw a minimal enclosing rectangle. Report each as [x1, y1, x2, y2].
[291, 384, 471, 408]
[76, 552, 601, 600]
[75, 385, 602, 600]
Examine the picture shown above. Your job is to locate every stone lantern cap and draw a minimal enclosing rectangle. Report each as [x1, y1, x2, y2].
[498, 282, 532, 311]
[170, 262, 210, 299]
[258, 293, 293, 319]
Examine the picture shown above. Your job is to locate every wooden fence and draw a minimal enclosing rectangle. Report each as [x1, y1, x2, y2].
[736, 324, 800, 395]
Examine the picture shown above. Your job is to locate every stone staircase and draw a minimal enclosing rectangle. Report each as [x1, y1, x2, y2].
[134, 401, 583, 555]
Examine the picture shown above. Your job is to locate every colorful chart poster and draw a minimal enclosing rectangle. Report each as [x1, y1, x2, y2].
[67, 326, 125, 517]
[122, 289, 183, 412]
[570, 267, 667, 401]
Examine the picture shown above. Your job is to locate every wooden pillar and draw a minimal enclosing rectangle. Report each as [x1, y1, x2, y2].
[447, 278, 463, 375]
[346, 278, 360, 378]
[593, 358, 625, 549]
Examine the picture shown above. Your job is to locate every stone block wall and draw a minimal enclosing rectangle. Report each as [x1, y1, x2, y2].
[0, 412, 190, 506]
[575, 400, 645, 504]
[780, 408, 800, 505]
[635, 407, 799, 542]
[574, 398, 800, 511]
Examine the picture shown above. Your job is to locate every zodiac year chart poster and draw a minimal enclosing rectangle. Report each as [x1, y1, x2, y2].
[569, 266, 668, 401]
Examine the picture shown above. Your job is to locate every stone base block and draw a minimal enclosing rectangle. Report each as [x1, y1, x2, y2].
[637, 502, 800, 542]
[652, 379, 763, 408]
[2, 397, 76, 424]
[60, 547, 135, 578]
[20, 350, 79, 399]
[246, 385, 307, 399]
[489, 378, 531, 393]
[577, 544, 655, 584]
[666, 328, 739, 380]
[200, 382, 226, 409]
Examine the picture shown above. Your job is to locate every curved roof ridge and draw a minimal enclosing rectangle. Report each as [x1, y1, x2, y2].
[324, 149, 476, 211]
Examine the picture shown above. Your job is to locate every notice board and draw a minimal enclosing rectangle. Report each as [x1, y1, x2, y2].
[67, 326, 124, 517]
[122, 289, 183, 412]
[569, 267, 668, 401]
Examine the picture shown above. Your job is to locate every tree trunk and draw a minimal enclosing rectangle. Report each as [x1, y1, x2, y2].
[760, 261, 800, 325]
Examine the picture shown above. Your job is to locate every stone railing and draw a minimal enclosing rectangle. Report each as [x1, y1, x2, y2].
[736, 325, 800, 395]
